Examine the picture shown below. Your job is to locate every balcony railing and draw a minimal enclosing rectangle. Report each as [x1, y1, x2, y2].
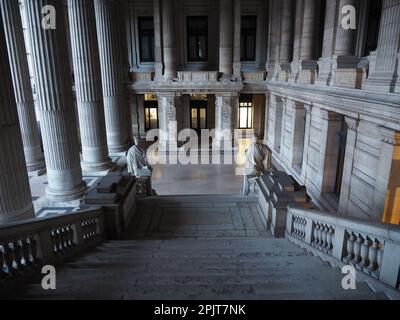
[286, 206, 400, 298]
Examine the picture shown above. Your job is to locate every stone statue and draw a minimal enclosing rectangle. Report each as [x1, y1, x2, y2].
[242, 135, 273, 195]
[127, 138, 154, 195]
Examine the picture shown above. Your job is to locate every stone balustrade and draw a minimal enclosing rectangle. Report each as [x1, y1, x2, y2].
[177, 71, 219, 83]
[0, 208, 105, 280]
[256, 169, 311, 237]
[286, 206, 400, 297]
[241, 71, 267, 82]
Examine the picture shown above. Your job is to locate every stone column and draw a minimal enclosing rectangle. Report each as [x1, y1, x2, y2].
[263, 94, 270, 145]
[157, 92, 179, 151]
[290, 0, 319, 83]
[232, 0, 241, 78]
[372, 127, 400, 223]
[266, 0, 279, 80]
[364, 0, 400, 93]
[0, 0, 45, 175]
[153, 0, 163, 79]
[219, 0, 234, 77]
[274, 0, 295, 81]
[319, 110, 343, 194]
[288, 101, 306, 168]
[95, 0, 129, 153]
[162, 0, 177, 79]
[68, 0, 112, 172]
[300, 104, 312, 183]
[0, 12, 34, 223]
[215, 93, 238, 148]
[338, 116, 359, 215]
[316, 0, 361, 86]
[24, 0, 86, 201]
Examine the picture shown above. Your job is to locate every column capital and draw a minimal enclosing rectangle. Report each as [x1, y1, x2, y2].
[320, 109, 343, 121]
[344, 116, 360, 131]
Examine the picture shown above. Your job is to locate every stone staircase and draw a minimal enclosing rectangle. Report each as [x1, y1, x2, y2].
[3, 196, 387, 300]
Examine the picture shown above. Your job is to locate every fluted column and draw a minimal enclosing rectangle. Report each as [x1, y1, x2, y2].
[364, 0, 400, 93]
[266, 0, 279, 80]
[68, 0, 112, 172]
[153, 0, 163, 79]
[316, 0, 361, 85]
[95, 0, 129, 153]
[290, 0, 319, 82]
[0, 10, 34, 222]
[232, 0, 241, 78]
[219, 0, 234, 77]
[157, 92, 179, 151]
[24, 0, 86, 201]
[274, 0, 295, 81]
[0, 0, 45, 174]
[162, 0, 177, 79]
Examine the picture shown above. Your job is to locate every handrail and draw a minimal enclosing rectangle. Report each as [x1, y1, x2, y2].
[0, 207, 105, 280]
[286, 206, 400, 292]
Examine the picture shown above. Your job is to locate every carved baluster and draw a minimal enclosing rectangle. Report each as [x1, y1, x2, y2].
[327, 226, 334, 253]
[51, 230, 58, 254]
[21, 238, 32, 268]
[82, 221, 88, 240]
[359, 236, 371, 270]
[312, 223, 319, 246]
[61, 227, 69, 250]
[351, 234, 363, 266]
[293, 217, 298, 236]
[66, 225, 74, 247]
[344, 232, 355, 263]
[316, 224, 322, 248]
[3, 244, 16, 275]
[366, 239, 379, 275]
[321, 225, 328, 251]
[13, 241, 24, 270]
[29, 237, 39, 265]
[92, 219, 97, 238]
[373, 243, 384, 279]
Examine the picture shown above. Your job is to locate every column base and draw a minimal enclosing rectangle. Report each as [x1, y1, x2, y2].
[45, 182, 87, 202]
[0, 204, 35, 224]
[27, 159, 46, 176]
[108, 143, 129, 154]
[81, 159, 114, 174]
[363, 73, 400, 93]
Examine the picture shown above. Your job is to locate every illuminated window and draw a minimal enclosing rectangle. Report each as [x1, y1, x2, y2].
[238, 99, 253, 129]
[138, 17, 155, 62]
[144, 101, 158, 131]
[187, 16, 208, 62]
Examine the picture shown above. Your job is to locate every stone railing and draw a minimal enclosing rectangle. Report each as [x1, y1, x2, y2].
[0, 208, 105, 281]
[286, 206, 400, 298]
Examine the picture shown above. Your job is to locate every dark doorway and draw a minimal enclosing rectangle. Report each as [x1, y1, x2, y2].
[334, 122, 348, 197]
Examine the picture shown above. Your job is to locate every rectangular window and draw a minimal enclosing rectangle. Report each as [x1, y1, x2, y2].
[138, 16, 155, 63]
[238, 97, 253, 129]
[241, 16, 257, 61]
[187, 16, 208, 62]
[144, 101, 159, 131]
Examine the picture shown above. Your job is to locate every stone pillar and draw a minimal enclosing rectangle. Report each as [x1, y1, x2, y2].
[219, 0, 234, 77]
[274, 0, 295, 81]
[68, 0, 112, 172]
[215, 93, 238, 148]
[0, 0, 45, 174]
[263, 94, 270, 145]
[0, 12, 34, 223]
[372, 127, 400, 223]
[232, 0, 241, 78]
[290, 0, 319, 83]
[131, 94, 146, 139]
[153, 0, 163, 79]
[338, 116, 359, 215]
[316, 0, 361, 86]
[95, 0, 129, 153]
[364, 0, 400, 93]
[288, 101, 306, 168]
[24, 0, 86, 201]
[157, 92, 179, 151]
[319, 110, 343, 193]
[162, 0, 177, 79]
[300, 104, 312, 183]
[266, 0, 279, 80]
